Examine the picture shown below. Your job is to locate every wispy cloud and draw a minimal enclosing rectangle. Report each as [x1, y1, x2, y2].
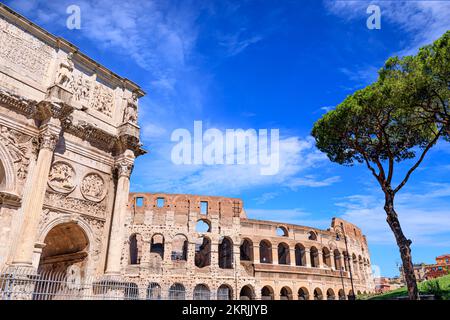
[335, 183, 450, 247]
[324, 0, 450, 56]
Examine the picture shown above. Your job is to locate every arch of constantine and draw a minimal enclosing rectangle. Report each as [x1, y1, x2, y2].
[0, 3, 374, 300]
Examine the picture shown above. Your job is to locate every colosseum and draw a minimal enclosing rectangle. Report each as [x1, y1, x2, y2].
[0, 3, 374, 300]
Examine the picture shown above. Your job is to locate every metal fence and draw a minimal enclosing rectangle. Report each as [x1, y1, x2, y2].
[0, 267, 234, 300]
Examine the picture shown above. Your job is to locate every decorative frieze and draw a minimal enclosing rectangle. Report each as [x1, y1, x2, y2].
[90, 83, 114, 117]
[43, 191, 107, 219]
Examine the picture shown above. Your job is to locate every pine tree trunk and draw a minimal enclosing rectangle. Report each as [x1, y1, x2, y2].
[384, 192, 419, 300]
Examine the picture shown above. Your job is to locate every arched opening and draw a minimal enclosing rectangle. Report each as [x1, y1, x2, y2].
[276, 226, 288, 237]
[196, 219, 211, 233]
[195, 236, 211, 268]
[240, 238, 253, 261]
[38, 222, 89, 274]
[218, 237, 233, 269]
[357, 290, 362, 296]
[313, 288, 323, 300]
[129, 233, 142, 265]
[169, 283, 185, 300]
[348, 289, 354, 299]
[259, 240, 272, 264]
[280, 287, 292, 300]
[352, 253, 358, 273]
[278, 242, 290, 265]
[147, 282, 161, 300]
[334, 249, 342, 270]
[343, 251, 350, 271]
[322, 247, 331, 268]
[193, 284, 211, 300]
[308, 231, 317, 241]
[298, 287, 309, 300]
[326, 288, 335, 300]
[261, 286, 274, 300]
[150, 234, 164, 259]
[338, 289, 346, 300]
[310, 246, 319, 268]
[171, 234, 188, 261]
[295, 244, 306, 266]
[240, 285, 255, 300]
[124, 283, 139, 300]
[217, 284, 233, 300]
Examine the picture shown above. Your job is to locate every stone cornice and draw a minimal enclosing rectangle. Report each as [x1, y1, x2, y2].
[0, 89, 146, 157]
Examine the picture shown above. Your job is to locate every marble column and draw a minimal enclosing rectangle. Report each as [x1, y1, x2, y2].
[105, 150, 135, 275]
[11, 120, 61, 266]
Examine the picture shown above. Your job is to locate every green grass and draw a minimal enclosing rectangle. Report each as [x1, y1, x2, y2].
[359, 275, 450, 300]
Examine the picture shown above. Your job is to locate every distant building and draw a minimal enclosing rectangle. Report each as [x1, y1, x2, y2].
[424, 254, 450, 280]
[374, 277, 404, 293]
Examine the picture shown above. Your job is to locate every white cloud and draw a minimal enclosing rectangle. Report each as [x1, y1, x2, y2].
[336, 183, 450, 247]
[324, 0, 450, 56]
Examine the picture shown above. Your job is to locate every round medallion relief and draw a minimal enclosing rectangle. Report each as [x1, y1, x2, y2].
[81, 173, 107, 202]
[48, 161, 76, 194]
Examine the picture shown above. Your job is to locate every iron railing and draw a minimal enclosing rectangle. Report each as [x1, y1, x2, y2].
[0, 267, 233, 301]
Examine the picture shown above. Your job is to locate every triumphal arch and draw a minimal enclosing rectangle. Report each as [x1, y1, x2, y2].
[0, 4, 374, 300]
[0, 4, 145, 279]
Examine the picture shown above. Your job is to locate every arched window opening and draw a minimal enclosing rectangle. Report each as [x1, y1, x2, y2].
[218, 237, 233, 269]
[129, 234, 142, 265]
[261, 286, 274, 300]
[124, 283, 139, 300]
[343, 251, 350, 271]
[147, 283, 161, 300]
[196, 219, 211, 233]
[193, 284, 211, 300]
[298, 287, 309, 300]
[322, 247, 331, 268]
[334, 249, 342, 270]
[217, 285, 233, 300]
[308, 231, 317, 241]
[240, 239, 253, 261]
[295, 244, 306, 266]
[239, 285, 254, 300]
[314, 288, 323, 300]
[195, 236, 211, 268]
[280, 287, 292, 300]
[338, 289, 346, 300]
[259, 240, 272, 264]
[150, 234, 164, 259]
[276, 226, 288, 237]
[278, 242, 290, 265]
[326, 288, 335, 300]
[310, 246, 319, 268]
[169, 283, 185, 300]
[171, 234, 188, 261]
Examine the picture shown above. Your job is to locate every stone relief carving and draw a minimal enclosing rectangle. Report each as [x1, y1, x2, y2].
[79, 215, 105, 263]
[44, 192, 106, 219]
[48, 161, 76, 194]
[55, 53, 74, 89]
[81, 173, 107, 202]
[90, 83, 113, 117]
[0, 125, 36, 182]
[0, 16, 53, 83]
[71, 73, 91, 103]
[123, 93, 138, 124]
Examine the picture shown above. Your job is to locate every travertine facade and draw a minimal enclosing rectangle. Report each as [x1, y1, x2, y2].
[0, 4, 374, 300]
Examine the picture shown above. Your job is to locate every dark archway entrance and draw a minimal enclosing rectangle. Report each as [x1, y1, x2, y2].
[38, 222, 89, 274]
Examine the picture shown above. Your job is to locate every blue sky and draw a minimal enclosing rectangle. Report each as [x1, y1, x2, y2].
[5, 0, 450, 277]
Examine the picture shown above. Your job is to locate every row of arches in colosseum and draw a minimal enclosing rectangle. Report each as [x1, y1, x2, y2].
[128, 232, 370, 275]
[122, 282, 367, 300]
[240, 238, 370, 274]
